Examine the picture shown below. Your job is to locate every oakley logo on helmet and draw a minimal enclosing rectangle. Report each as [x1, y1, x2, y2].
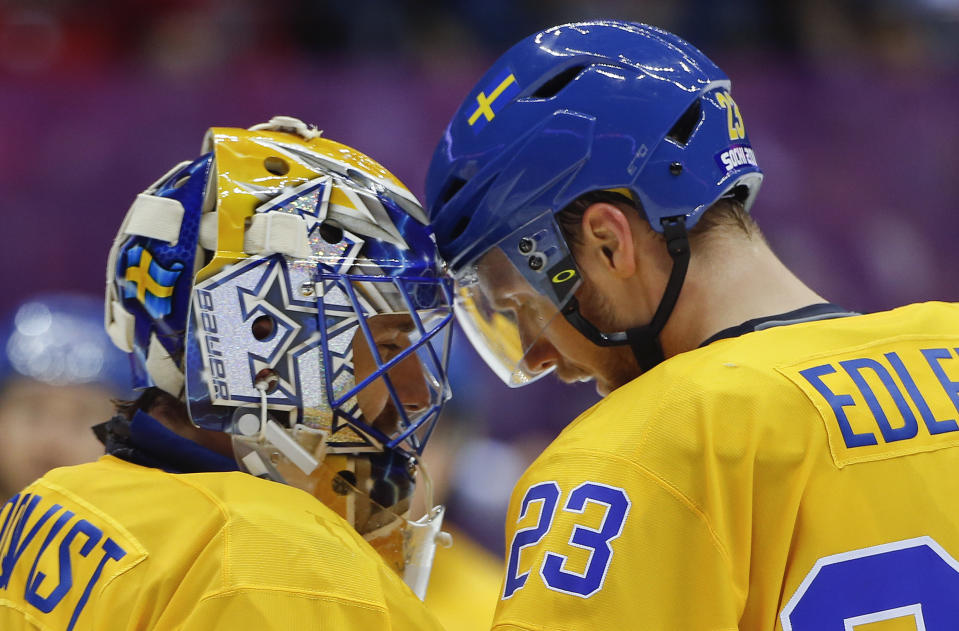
[547, 255, 579, 304]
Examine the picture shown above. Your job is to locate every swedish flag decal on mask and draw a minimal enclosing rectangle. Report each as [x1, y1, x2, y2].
[468, 68, 520, 134]
[122, 245, 184, 319]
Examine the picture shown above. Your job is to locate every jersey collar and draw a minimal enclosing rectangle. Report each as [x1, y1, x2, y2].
[95, 409, 239, 474]
[699, 302, 858, 348]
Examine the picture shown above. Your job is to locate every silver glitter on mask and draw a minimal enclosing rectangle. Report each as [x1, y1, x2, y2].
[186, 161, 447, 456]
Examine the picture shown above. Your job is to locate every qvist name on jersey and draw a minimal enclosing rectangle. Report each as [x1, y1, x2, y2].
[0, 457, 441, 631]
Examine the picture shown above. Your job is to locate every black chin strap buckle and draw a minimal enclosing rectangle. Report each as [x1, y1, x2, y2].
[662, 216, 690, 259]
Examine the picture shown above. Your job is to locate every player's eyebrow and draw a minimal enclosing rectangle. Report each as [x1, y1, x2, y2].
[368, 314, 417, 335]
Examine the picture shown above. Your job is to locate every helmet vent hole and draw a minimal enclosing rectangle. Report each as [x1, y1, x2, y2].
[441, 176, 492, 243]
[449, 215, 470, 242]
[530, 65, 586, 99]
[264, 156, 290, 176]
[172, 175, 190, 189]
[438, 177, 466, 205]
[666, 99, 702, 147]
[252, 315, 275, 341]
[319, 222, 343, 244]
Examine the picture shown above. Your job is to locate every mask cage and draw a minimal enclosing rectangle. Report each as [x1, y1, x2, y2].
[317, 271, 454, 458]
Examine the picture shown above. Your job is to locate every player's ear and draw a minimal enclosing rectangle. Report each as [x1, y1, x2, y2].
[580, 202, 636, 278]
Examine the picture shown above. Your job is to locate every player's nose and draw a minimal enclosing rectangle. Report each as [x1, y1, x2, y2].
[521, 336, 559, 376]
[389, 354, 431, 413]
[516, 311, 559, 376]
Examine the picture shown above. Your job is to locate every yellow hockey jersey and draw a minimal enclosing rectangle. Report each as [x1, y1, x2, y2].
[0, 455, 444, 631]
[425, 525, 503, 631]
[493, 301, 959, 630]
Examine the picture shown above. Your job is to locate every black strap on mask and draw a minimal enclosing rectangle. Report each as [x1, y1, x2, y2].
[560, 216, 690, 372]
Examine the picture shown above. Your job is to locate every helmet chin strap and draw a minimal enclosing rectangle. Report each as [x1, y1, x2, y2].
[561, 216, 690, 372]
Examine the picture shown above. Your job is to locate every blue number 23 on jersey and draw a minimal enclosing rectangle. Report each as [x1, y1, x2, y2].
[503, 481, 631, 600]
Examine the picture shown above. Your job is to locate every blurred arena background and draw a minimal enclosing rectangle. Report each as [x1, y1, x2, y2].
[1, 0, 958, 555]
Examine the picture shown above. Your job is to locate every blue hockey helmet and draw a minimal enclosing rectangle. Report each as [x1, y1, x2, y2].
[104, 117, 453, 585]
[0, 292, 132, 396]
[425, 21, 763, 385]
